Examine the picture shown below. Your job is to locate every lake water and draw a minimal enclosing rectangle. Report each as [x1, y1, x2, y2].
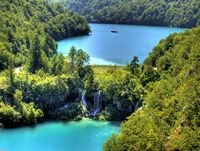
[0, 119, 120, 151]
[58, 23, 184, 65]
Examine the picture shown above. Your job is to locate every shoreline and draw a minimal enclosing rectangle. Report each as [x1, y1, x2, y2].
[0, 117, 123, 129]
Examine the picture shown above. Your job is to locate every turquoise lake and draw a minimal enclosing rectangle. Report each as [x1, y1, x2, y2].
[58, 23, 185, 65]
[0, 119, 120, 151]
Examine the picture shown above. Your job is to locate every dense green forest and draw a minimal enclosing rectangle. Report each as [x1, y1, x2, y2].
[0, 0, 90, 71]
[57, 0, 200, 27]
[0, 0, 90, 127]
[104, 25, 200, 150]
[0, 0, 143, 127]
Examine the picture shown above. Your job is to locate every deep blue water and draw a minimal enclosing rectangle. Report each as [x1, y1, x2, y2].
[58, 23, 184, 65]
[0, 119, 120, 151]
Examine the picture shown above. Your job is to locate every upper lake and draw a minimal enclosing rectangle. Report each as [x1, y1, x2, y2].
[58, 23, 185, 65]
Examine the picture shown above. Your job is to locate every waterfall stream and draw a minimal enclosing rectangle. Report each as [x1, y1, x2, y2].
[92, 91, 102, 117]
[81, 90, 87, 108]
[134, 98, 142, 111]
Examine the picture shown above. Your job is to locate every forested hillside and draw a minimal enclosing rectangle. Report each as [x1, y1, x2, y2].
[0, 0, 90, 127]
[104, 25, 200, 150]
[0, 0, 90, 71]
[58, 0, 200, 27]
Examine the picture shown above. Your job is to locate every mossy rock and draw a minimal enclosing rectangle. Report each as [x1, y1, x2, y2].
[74, 116, 83, 121]
[50, 102, 88, 120]
[0, 123, 3, 128]
[101, 105, 124, 120]
[96, 114, 106, 120]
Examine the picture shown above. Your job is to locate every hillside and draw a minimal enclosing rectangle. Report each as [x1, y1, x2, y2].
[58, 0, 200, 27]
[104, 25, 200, 150]
[0, 0, 90, 71]
[0, 0, 90, 127]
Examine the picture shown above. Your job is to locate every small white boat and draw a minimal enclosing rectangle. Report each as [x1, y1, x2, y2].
[111, 30, 118, 33]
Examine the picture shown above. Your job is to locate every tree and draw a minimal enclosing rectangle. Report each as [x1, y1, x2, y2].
[14, 89, 23, 106]
[140, 65, 160, 86]
[128, 56, 139, 75]
[0, 103, 21, 127]
[0, 43, 12, 71]
[7, 53, 15, 95]
[84, 68, 95, 97]
[27, 36, 43, 73]
[67, 47, 90, 79]
[75, 49, 90, 79]
[27, 36, 50, 73]
[50, 54, 64, 75]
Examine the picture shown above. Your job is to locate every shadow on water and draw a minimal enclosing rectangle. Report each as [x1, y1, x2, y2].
[0, 118, 122, 132]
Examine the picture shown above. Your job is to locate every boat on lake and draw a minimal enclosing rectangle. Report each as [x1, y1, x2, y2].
[111, 30, 118, 33]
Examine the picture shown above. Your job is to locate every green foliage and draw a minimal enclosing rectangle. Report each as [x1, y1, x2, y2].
[84, 71, 96, 98]
[67, 47, 91, 79]
[18, 101, 44, 124]
[127, 56, 139, 75]
[100, 105, 123, 121]
[50, 54, 65, 75]
[97, 69, 143, 118]
[0, 0, 92, 126]
[45, 13, 90, 40]
[50, 103, 87, 120]
[27, 35, 50, 73]
[0, 0, 90, 72]
[14, 71, 69, 112]
[58, 0, 200, 27]
[14, 89, 23, 106]
[0, 96, 44, 127]
[140, 65, 160, 86]
[0, 102, 21, 126]
[66, 47, 94, 98]
[0, 43, 13, 70]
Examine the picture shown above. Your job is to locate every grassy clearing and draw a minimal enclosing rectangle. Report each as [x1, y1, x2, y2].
[92, 65, 125, 75]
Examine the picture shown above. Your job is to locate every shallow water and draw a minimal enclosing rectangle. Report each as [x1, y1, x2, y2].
[58, 23, 184, 65]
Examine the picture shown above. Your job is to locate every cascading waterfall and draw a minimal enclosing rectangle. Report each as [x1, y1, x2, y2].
[92, 91, 102, 117]
[81, 90, 87, 108]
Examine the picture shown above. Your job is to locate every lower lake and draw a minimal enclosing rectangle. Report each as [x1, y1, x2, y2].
[0, 119, 120, 151]
[58, 23, 184, 65]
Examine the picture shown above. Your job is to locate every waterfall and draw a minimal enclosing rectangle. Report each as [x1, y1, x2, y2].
[134, 98, 142, 111]
[59, 104, 69, 110]
[92, 91, 102, 116]
[81, 90, 87, 108]
[134, 101, 139, 111]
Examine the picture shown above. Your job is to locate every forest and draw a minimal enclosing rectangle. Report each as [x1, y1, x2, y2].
[0, 0, 90, 71]
[0, 0, 90, 127]
[0, 0, 143, 127]
[57, 0, 200, 27]
[0, 0, 199, 150]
